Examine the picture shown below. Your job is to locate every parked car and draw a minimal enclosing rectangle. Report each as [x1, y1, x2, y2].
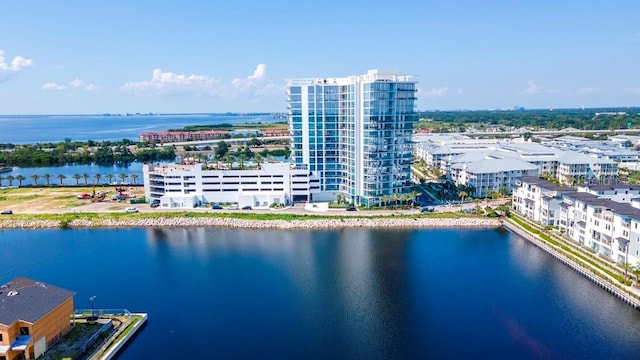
[1, 210, 13, 215]
[421, 207, 435, 213]
[228, 204, 239, 210]
[346, 206, 358, 211]
[211, 204, 223, 210]
[77, 193, 91, 199]
[150, 202, 160, 208]
[124, 207, 138, 213]
[241, 205, 252, 210]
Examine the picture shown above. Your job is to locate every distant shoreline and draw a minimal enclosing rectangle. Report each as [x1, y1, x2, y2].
[0, 215, 502, 230]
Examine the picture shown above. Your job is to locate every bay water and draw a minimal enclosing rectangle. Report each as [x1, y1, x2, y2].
[1, 227, 639, 359]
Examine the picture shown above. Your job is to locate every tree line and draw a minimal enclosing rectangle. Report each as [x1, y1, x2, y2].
[0, 172, 139, 187]
[417, 107, 640, 132]
[0, 139, 176, 167]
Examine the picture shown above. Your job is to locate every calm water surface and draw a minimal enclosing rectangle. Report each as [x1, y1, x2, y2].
[0, 114, 279, 144]
[1, 227, 639, 359]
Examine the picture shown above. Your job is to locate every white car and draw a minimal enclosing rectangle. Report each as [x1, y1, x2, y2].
[125, 207, 138, 213]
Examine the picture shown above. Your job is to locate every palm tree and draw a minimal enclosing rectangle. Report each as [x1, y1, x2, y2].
[82, 173, 90, 185]
[6, 175, 14, 186]
[0, 175, 4, 186]
[106, 174, 114, 184]
[16, 175, 26, 186]
[633, 263, 640, 288]
[238, 153, 247, 170]
[223, 154, 234, 169]
[130, 174, 139, 184]
[30, 174, 40, 185]
[57, 174, 66, 185]
[118, 173, 128, 183]
[459, 190, 468, 203]
[380, 195, 389, 208]
[392, 193, 400, 207]
[72, 174, 82, 185]
[409, 191, 420, 208]
[621, 262, 633, 284]
[94, 173, 102, 184]
[43, 173, 52, 185]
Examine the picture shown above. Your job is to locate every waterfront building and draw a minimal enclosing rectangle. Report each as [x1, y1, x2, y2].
[512, 177, 574, 225]
[287, 69, 417, 207]
[143, 162, 320, 209]
[449, 158, 539, 198]
[577, 183, 640, 204]
[558, 192, 640, 265]
[512, 176, 640, 265]
[139, 130, 229, 143]
[0, 277, 75, 360]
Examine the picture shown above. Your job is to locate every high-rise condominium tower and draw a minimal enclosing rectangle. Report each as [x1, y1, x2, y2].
[287, 69, 417, 207]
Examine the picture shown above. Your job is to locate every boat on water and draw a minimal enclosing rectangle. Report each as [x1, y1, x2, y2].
[0, 163, 11, 173]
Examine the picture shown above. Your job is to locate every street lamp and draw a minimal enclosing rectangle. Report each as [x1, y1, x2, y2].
[89, 296, 97, 323]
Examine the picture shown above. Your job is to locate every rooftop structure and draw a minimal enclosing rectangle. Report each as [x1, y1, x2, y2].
[0, 277, 75, 360]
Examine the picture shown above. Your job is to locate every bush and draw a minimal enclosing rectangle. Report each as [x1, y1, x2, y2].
[59, 220, 71, 229]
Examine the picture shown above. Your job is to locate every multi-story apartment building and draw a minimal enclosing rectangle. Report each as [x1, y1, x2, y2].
[0, 278, 75, 360]
[512, 177, 574, 226]
[577, 183, 640, 204]
[558, 192, 640, 265]
[143, 162, 321, 208]
[512, 177, 640, 265]
[450, 158, 539, 197]
[287, 69, 417, 207]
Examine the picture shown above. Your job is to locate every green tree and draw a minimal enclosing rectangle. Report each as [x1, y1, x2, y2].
[43, 173, 52, 185]
[16, 175, 26, 186]
[94, 173, 102, 184]
[106, 174, 114, 184]
[57, 174, 66, 185]
[82, 173, 90, 185]
[459, 191, 468, 203]
[130, 174, 139, 184]
[118, 173, 128, 183]
[215, 141, 229, 159]
[6, 175, 14, 186]
[633, 263, 640, 288]
[72, 174, 81, 185]
[30, 174, 40, 185]
[0, 175, 4, 186]
[621, 262, 633, 284]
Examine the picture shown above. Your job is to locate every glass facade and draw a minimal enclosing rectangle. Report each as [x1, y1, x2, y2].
[287, 70, 417, 207]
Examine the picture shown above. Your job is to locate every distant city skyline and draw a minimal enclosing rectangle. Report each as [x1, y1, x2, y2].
[1, 0, 639, 114]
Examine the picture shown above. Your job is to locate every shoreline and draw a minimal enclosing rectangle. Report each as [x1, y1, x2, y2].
[0, 216, 503, 230]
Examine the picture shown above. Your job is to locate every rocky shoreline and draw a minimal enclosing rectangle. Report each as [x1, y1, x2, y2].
[0, 216, 502, 230]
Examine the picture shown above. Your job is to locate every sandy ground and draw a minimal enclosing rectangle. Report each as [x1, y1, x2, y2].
[0, 186, 146, 214]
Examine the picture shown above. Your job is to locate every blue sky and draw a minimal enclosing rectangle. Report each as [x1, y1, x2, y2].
[1, 0, 639, 114]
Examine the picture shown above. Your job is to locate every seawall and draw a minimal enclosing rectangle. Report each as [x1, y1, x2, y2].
[0, 216, 502, 230]
[503, 220, 640, 310]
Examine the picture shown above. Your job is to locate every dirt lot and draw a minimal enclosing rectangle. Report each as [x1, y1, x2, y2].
[0, 186, 146, 214]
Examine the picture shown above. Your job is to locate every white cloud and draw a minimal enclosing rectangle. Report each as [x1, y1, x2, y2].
[122, 68, 221, 96]
[69, 78, 98, 91]
[521, 80, 542, 95]
[0, 50, 34, 83]
[122, 64, 282, 99]
[419, 87, 449, 97]
[232, 63, 268, 89]
[42, 82, 66, 91]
